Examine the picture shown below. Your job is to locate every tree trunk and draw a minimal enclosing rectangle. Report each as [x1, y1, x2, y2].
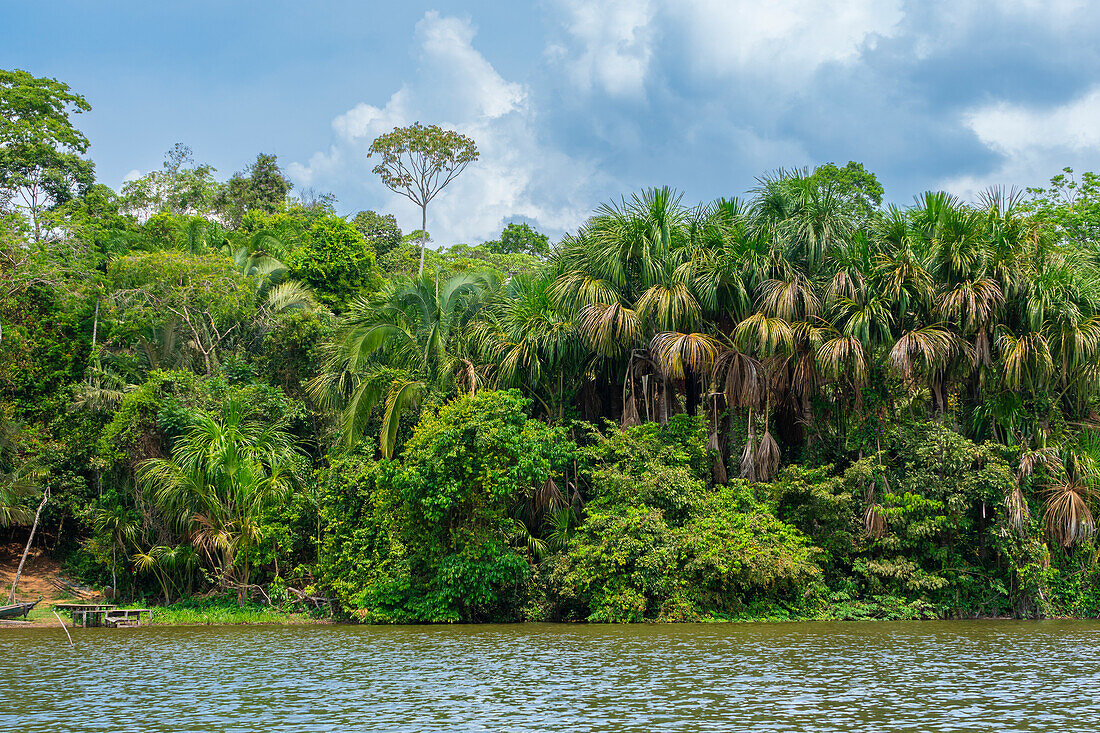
[9, 484, 49, 604]
[91, 297, 100, 350]
[685, 376, 700, 416]
[238, 564, 250, 607]
[419, 204, 428, 275]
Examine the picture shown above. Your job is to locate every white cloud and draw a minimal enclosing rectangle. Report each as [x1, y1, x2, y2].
[666, 0, 903, 82]
[965, 88, 1100, 155]
[549, 0, 654, 99]
[122, 169, 144, 183]
[944, 86, 1100, 199]
[288, 11, 607, 244]
[547, 0, 902, 99]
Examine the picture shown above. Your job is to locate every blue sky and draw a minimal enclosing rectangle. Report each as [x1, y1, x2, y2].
[5, 1, 1100, 244]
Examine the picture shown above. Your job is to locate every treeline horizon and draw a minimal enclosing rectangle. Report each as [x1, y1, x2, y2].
[4, 68, 1100, 622]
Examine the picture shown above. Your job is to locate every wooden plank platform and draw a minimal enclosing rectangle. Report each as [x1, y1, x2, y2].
[104, 609, 151, 628]
[54, 603, 117, 627]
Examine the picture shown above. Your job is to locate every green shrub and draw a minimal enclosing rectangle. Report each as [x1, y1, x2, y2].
[318, 390, 576, 622]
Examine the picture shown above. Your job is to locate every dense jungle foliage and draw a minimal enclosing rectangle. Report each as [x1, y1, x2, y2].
[5, 69, 1100, 622]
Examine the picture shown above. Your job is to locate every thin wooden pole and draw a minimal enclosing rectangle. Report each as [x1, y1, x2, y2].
[51, 610, 74, 648]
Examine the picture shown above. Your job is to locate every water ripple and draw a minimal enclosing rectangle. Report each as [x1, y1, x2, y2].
[2, 620, 1098, 732]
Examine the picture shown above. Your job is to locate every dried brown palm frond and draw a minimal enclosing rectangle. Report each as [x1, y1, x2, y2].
[740, 409, 758, 481]
[568, 482, 586, 515]
[974, 328, 993, 368]
[790, 350, 821, 408]
[621, 390, 641, 428]
[864, 502, 887, 539]
[1004, 483, 1030, 535]
[1018, 446, 1062, 483]
[532, 476, 566, 516]
[740, 438, 757, 482]
[454, 358, 484, 396]
[621, 352, 655, 427]
[713, 348, 762, 410]
[707, 394, 721, 452]
[1043, 478, 1096, 547]
[756, 430, 781, 482]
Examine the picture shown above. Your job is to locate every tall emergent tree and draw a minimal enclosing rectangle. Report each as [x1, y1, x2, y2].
[0, 69, 94, 242]
[367, 122, 478, 275]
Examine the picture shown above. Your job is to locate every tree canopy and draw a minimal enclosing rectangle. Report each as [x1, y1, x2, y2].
[368, 122, 478, 274]
[7, 68, 1100, 624]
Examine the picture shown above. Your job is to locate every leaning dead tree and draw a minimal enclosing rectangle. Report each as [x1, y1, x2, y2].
[9, 482, 49, 604]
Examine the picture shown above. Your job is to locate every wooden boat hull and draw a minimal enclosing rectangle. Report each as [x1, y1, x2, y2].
[0, 600, 39, 619]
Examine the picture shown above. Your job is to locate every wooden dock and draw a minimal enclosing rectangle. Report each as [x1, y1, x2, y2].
[53, 603, 152, 628]
[104, 608, 151, 628]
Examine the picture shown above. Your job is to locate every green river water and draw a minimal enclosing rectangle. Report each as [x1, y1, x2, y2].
[2, 620, 1098, 731]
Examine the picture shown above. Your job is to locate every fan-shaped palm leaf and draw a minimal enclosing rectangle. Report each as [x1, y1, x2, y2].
[577, 302, 641, 357]
[889, 326, 957, 380]
[649, 332, 721, 380]
[734, 312, 794, 357]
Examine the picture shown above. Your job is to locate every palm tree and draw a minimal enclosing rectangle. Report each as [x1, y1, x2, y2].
[763, 170, 852, 273]
[1043, 476, 1095, 548]
[137, 397, 302, 603]
[0, 463, 38, 529]
[92, 505, 140, 597]
[471, 274, 584, 419]
[873, 206, 935, 322]
[996, 329, 1053, 393]
[310, 271, 491, 456]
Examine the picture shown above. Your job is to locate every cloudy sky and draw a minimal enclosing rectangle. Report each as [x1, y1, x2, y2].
[5, 1, 1100, 244]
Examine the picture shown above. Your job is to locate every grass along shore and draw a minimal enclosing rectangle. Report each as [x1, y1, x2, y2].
[3, 595, 335, 627]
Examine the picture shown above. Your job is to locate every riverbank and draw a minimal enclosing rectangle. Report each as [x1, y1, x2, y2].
[5, 599, 1082, 628]
[2, 598, 335, 628]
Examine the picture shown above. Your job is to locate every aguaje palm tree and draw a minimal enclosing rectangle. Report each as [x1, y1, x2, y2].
[470, 273, 585, 420]
[137, 397, 302, 603]
[310, 271, 492, 457]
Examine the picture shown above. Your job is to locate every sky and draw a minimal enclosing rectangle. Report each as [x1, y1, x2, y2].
[5, 0, 1100, 245]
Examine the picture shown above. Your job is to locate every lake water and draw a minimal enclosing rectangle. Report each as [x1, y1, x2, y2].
[3, 621, 1099, 731]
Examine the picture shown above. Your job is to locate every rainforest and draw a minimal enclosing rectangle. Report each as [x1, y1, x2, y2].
[4, 68, 1100, 624]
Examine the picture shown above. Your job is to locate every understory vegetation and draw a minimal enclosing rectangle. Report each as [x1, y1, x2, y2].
[5, 69, 1100, 622]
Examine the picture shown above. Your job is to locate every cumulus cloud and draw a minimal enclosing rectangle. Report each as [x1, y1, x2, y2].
[944, 87, 1100, 199]
[546, 0, 903, 100]
[547, 0, 654, 99]
[289, 11, 607, 244]
[665, 0, 903, 82]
